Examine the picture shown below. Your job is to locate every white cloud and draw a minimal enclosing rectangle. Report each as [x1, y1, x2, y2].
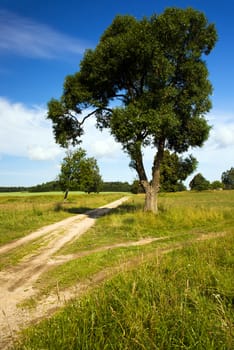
[210, 125, 234, 149]
[90, 138, 122, 159]
[27, 145, 62, 161]
[184, 110, 234, 185]
[82, 117, 122, 159]
[0, 10, 88, 60]
[206, 111, 234, 149]
[0, 98, 124, 163]
[0, 97, 62, 160]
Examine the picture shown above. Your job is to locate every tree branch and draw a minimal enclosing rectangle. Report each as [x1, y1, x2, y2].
[69, 107, 113, 127]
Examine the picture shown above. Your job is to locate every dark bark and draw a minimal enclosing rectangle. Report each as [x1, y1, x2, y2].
[63, 189, 69, 201]
[140, 139, 165, 213]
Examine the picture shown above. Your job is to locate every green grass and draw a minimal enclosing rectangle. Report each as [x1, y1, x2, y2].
[33, 235, 178, 297]
[13, 233, 234, 350]
[3, 190, 234, 349]
[0, 234, 54, 270]
[58, 190, 234, 256]
[0, 192, 126, 246]
[23, 190, 234, 299]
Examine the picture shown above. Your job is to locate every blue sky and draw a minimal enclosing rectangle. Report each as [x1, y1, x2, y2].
[0, 0, 233, 187]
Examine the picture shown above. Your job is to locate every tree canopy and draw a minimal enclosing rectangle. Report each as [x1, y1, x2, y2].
[59, 148, 102, 199]
[47, 7, 217, 212]
[221, 167, 234, 189]
[189, 173, 210, 191]
[160, 151, 197, 192]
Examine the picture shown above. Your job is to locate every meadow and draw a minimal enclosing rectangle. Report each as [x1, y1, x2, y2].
[1, 190, 233, 349]
[0, 192, 124, 246]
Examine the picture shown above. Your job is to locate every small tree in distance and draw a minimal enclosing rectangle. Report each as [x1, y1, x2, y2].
[47, 7, 217, 213]
[59, 148, 102, 200]
[160, 151, 197, 192]
[189, 173, 210, 191]
[221, 167, 234, 189]
[210, 180, 223, 190]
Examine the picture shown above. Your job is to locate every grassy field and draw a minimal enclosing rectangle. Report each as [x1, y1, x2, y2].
[0, 192, 125, 246]
[2, 190, 233, 349]
[25, 190, 233, 297]
[14, 235, 234, 350]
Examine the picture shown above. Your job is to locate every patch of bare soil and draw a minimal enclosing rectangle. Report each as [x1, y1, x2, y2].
[0, 197, 228, 349]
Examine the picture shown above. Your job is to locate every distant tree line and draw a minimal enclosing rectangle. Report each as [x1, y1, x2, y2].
[31, 181, 131, 193]
[0, 182, 61, 193]
[29, 181, 61, 192]
[0, 181, 131, 193]
[102, 182, 131, 192]
[0, 186, 28, 193]
[1, 167, 233, 194]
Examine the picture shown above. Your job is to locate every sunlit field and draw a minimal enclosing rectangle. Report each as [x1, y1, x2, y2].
[0, 192, 125, 246]
[6, 190, 233, 350]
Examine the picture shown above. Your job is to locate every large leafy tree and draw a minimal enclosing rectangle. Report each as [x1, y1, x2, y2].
[59, 148, 102, 199]
[47, 7, 217, 212]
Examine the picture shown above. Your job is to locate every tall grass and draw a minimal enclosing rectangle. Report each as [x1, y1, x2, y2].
[13, 233, 234, 349]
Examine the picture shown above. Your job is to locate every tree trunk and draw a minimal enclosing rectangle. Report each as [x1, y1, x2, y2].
[143, 138, 164, 214]
[132, 138, 164, 214]
[144, 184, 158, 213]
[63, 189, 69, 201]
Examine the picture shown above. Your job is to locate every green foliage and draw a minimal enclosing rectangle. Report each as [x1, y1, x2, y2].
[189, 173, 210, 191]
[131, 151, 197, 193]
[130, 180, 145, 194]
[29, 180, 61, 192]
[222, 167, 234, 189]
[0, 186, 28, 193]
[59, 148, 103, 196]
[47, 8, 217, 211]
[101, 181, 131, 192]
[210, 180, 223, 190]
[160, 150, 197, 192]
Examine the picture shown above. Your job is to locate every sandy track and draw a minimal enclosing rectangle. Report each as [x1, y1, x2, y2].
[0, 197, 129, 349]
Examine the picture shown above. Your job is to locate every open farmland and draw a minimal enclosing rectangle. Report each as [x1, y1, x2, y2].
[0, 191, 233, 349]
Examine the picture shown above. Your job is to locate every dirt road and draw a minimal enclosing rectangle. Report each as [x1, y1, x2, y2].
[0, 197, 130, 349]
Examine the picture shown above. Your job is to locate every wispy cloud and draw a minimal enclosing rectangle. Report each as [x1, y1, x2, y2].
[0, 9, 88, 59]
